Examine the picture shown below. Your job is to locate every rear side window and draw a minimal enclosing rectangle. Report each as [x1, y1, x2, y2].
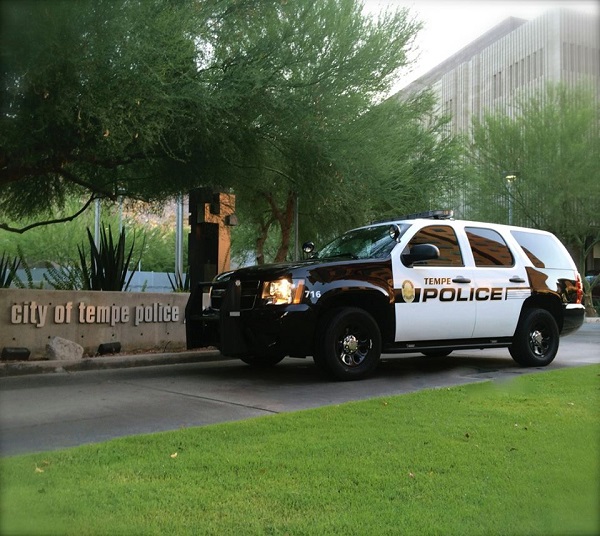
[406, 225, 464, 266]
[466, 227, 514, 267]
[465, 227, 514, 266]
[511, 230, 571, 269]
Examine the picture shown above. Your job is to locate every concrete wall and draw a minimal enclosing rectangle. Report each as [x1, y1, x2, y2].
[1, 289, 190, 359]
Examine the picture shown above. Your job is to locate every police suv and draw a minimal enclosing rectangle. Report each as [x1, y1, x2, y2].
[185, 210, 585, 380]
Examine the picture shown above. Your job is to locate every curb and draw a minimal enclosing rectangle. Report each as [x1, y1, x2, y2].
[2, 319, 598, 378]
[0, 349, 224, 378]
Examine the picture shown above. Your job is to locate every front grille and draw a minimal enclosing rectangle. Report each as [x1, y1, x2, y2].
[210, 280, 261, 311]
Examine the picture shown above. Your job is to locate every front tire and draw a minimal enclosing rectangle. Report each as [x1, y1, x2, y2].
[509, 308, 559, 367]
[316, 307, 381, 381]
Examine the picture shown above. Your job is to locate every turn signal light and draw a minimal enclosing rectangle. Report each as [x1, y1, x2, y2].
[576, 274, 583, 304]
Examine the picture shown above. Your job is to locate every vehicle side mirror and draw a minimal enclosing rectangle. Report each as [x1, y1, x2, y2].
[302, 241, 315, 254]
[389, 224, 401, 242]
[302, 241, 315, 258]
[402, 244, 440, 266]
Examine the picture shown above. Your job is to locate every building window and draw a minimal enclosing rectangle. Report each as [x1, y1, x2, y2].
[493, 72, 503, 98]
[520, 59, 525, 84]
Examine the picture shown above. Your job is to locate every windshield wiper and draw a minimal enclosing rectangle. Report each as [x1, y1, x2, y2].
[326, 252, 358, 260]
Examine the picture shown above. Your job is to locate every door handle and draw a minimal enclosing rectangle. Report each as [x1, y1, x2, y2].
[509, 276, 526, 283]
[452, 276, 471, 283]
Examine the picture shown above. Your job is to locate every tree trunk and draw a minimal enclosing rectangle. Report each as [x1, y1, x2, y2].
[274, 193, 295, 263]
[255, 191, 298, 264]
[255, 217, 273, 265]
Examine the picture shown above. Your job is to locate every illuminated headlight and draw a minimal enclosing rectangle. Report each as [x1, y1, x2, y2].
[261, 278, 305, 305]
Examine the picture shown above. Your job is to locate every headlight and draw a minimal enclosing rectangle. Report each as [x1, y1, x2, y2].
[261, 278, 305, 305]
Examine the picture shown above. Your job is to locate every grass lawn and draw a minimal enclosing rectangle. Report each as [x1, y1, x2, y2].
[1, 365, 599, 535]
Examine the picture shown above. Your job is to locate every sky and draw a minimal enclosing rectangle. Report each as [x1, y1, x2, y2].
[363, 0, 600, 91]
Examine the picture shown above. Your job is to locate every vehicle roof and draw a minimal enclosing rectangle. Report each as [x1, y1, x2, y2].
[356, 217, 552, 236]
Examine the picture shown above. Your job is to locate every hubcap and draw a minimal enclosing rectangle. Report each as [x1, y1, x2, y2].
[529, 327, 548, 357]
[337, 329, 372, 367]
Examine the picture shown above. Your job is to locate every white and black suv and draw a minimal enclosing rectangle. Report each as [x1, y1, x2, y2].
[186, 210, 586, 380]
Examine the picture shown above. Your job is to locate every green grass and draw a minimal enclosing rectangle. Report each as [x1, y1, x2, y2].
[1, 365, 599, 535]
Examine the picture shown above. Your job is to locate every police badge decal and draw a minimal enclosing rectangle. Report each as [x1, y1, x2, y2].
[401, 280, 415, 303]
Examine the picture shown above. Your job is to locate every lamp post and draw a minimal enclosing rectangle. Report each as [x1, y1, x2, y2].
[505, 172, 518, 225]
[175, 194, 184, 279]
[294, 193, 299, 261]
[94, 198, 101, 248]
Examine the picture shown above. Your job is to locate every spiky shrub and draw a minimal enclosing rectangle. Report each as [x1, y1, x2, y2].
[6, 246, 44, 289]
[43, 262, 86, 290]
[0, 252, 20, 288]
[78, 226, 137, 291]
[167, 269, 190, 293]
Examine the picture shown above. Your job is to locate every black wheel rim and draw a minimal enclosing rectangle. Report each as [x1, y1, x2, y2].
[335, 324, 372, 367]
[528, 320, 551, 357]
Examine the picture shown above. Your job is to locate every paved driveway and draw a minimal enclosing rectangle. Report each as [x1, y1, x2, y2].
[1, 323, 598, 456]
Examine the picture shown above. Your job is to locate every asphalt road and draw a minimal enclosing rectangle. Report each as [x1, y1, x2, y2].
[1, 323, 599, 457]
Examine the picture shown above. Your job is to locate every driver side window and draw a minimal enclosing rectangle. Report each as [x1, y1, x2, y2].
[406, 225, 464, 267]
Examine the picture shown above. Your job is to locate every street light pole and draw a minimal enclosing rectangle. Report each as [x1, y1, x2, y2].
[94, 198, 101, 248]
[505, 172, 518, 225]
[294, 193, 299, 261]
[175, 194, 184, 279]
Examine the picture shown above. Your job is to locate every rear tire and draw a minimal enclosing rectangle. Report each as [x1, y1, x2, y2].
[509, 308, 559, 367]
[316, 307, 381, 381]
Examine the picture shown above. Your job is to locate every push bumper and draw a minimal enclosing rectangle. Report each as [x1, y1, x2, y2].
[185, 281, 316, 358]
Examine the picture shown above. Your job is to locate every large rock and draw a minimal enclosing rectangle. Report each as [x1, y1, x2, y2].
[45, 337, 84, 361]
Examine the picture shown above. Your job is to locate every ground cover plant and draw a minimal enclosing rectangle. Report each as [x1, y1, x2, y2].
[1, 365, 598, 535]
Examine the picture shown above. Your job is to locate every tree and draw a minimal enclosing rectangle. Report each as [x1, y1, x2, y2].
[0, 0, 236, 227]
[468, 83, 600, 313]
[2, 0, 462, 265]
[210, 1, 464, 261]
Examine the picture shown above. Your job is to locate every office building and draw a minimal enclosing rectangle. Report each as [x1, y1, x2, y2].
[395, 8, 599, 274]
[399, 8, 599, 134]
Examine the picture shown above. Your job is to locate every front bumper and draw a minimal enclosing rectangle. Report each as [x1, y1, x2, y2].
[185, 281, 316, 358]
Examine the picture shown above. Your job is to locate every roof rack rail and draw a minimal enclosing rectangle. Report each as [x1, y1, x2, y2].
[372, 209, 454, 224]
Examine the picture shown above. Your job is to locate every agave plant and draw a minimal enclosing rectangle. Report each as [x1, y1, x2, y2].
[167, 269, 190, 292]
[78, 225, 138, 291]
[0, 252, 20, 288]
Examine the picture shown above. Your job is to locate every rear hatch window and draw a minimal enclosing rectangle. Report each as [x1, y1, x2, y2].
[511, 230, 572, 269]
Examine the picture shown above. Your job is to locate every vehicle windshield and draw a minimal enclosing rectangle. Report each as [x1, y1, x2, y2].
[315, 224, 410, 260]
